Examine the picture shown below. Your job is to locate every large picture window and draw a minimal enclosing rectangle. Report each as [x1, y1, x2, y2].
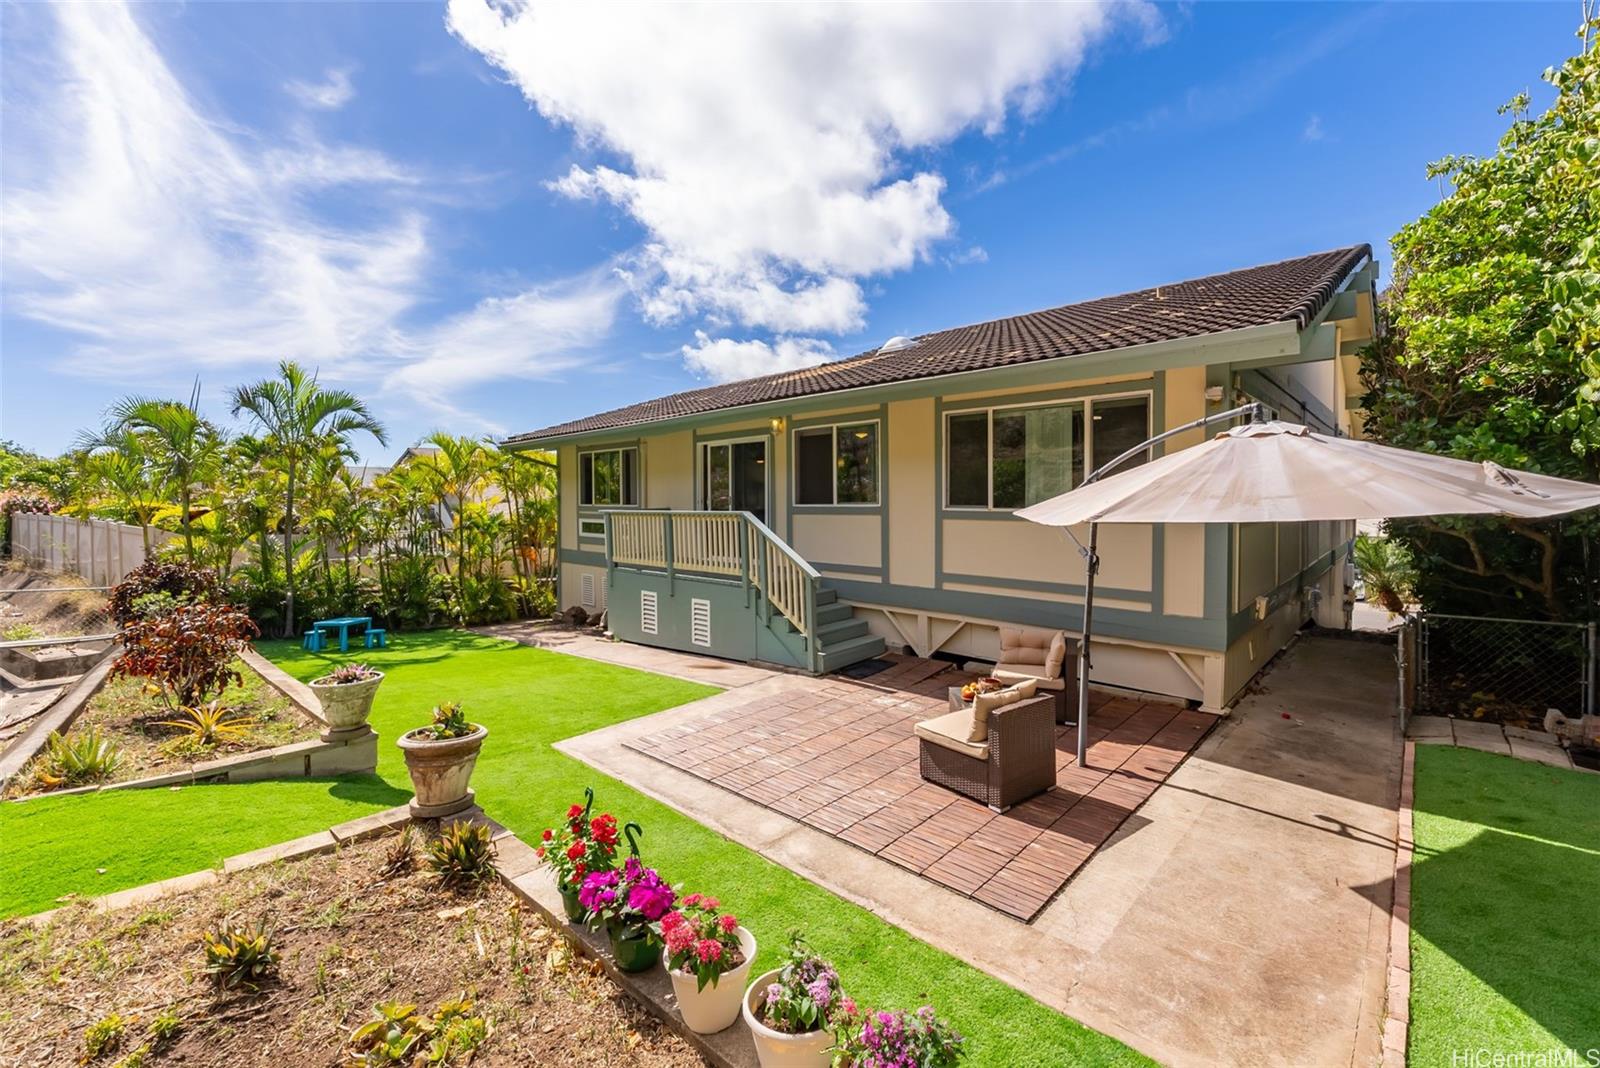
[793, 421, 879, 506]
[945, 395, 1148, 510]
[579, 447, 639, 507]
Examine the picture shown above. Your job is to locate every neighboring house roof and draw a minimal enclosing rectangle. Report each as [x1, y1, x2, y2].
[505, 244, 1371, 444]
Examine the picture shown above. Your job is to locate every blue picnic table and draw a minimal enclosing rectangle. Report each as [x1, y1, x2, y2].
[312, 616, 371, 653]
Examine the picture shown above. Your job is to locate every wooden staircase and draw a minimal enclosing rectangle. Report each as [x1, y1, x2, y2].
[790, 585, 885, 674]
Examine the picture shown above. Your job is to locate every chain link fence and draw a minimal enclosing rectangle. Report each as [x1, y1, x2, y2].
[1400, 612, 1596, 731]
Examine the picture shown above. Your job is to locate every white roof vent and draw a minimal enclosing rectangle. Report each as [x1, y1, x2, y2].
[878, 335, 917, 354]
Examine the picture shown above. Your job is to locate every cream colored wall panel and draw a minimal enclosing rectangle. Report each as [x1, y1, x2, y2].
[1163, 523, 1206, 617]
[643, 429, 695, 510]
[558, 445, 578, 551]
[942, 519, 1152, 592]
[887, 397, 936, 588]
[1162, 366, 1208, 453]
[791, 513, 881, 568]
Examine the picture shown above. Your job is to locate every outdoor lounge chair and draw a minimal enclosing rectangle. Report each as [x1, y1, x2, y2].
[990, 627, 1078, 724]
[914, 684, 1056, 812]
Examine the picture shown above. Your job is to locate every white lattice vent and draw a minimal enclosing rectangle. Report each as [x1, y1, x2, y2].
[580, 572, 595, 608]
[640, 590, 659, 635]
[690, 598, 711, 647]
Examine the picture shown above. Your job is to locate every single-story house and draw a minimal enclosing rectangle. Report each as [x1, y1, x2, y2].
[503, 245, 1379, 711]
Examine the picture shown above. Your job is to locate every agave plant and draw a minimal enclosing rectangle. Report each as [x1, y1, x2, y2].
[41, 727, 122, 787]
[156, 699, 253, 747]
[201, 923, 279, 989]
[426, 820, 496, 886]
[1352, 534, 1417, 616]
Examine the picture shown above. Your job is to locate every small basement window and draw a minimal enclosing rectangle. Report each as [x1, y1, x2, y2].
[578, 517, 606, 540]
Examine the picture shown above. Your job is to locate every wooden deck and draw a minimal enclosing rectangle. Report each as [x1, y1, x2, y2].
[625, 656, 1218, 921]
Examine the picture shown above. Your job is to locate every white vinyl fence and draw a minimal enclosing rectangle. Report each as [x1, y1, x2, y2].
[8, 513, 171, 586]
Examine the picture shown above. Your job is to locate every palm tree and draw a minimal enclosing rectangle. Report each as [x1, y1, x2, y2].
[230, 361, 387, 636]
[81, 432, 163, 552]
[103, 390, 220, 563]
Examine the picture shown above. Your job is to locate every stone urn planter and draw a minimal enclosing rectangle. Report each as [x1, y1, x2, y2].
[397, 702, 486, 818]
[743, 969, 835, 1068]
[667, 925, 756, 1034]
[308, 669, 383, 738]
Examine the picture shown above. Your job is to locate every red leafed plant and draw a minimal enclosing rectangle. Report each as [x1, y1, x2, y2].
[107, 559, 220, 627]
[113, 600, 259, 708]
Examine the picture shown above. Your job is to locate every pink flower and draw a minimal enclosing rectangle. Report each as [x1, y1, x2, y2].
[660, 910, 686, 933]
[665, 924, 695, 954]
[702, 896, 720, 910]
[683, 893, 702, 907]
[694, 938, 723, 964]
[718, 914, 739, 933]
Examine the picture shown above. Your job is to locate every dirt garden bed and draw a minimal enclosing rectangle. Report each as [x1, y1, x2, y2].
[3, 659, 320, 798]
[0, 828, 703, 1067]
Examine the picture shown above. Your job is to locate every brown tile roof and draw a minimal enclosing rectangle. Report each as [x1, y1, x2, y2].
[505, 244, 1370, 444]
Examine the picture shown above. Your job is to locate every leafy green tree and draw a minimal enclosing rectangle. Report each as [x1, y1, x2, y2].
[1360, 22, 1600, 618]
[100, 393, 221, 564]
[229, 361, 387, 635]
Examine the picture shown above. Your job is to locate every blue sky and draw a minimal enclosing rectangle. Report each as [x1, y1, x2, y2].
[0, 1, 1581, 462]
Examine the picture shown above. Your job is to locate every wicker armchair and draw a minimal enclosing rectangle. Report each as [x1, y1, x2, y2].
[991, 627, 1080, 724]
[915, 693, 1056, 812]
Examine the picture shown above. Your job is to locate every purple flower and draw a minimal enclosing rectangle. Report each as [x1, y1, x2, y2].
[764, 983, 781, 1007]
[626, 870, 676, 921]
[807, 977, 834, 1010]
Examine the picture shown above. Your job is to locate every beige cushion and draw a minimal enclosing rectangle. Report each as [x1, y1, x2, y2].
[996, 627, 1068, 680]
[992, 667, 1065, 690]
[1046, 632, 1069, 677]
[967, 679, 1039, 742]
[915, 710, 990, 760]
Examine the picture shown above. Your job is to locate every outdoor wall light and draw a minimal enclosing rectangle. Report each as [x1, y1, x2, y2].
[769, 417, 784, 434]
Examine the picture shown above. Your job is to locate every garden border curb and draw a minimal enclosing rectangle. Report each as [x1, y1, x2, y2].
[1381, 739, 1415, 1068]
[464, 809, 760, 1068]
[17, 804, 412, 926]
[239, 645, 327, 727]
[0, 644, 118, 793]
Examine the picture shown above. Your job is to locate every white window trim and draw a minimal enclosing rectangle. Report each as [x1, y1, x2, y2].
[942, 390, 1153, 512]
[577, 445, 641, 510]
[696, 435, 768, 515]
[577, 517, 607, 541]
[791, 418, 882, 508]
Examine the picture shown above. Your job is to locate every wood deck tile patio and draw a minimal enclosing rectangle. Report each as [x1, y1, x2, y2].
[623, 654, 1217, 922]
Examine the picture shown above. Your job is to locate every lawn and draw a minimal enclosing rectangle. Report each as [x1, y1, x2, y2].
[1, 629, 1148, 1067]
[1409, 745, 1600, 1066]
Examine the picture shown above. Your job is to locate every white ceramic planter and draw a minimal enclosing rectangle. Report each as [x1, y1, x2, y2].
[396, 725, 486, 818]
[742, 968, 835, 1068]
[308, 673, 383, 737]
[665, 926, 755, 1034]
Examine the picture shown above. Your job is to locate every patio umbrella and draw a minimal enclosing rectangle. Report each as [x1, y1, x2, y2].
[1015, 411, 1600, 763]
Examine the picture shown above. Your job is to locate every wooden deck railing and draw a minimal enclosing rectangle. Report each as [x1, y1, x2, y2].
[603, 510, 820, 647]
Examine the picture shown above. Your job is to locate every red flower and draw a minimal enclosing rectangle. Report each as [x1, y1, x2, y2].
[683, 892, 702, 908]
[694, 939, 723, 963]
[542, 828, 553, 842]
[718, 914, 738, 933]
[574, 862, 586, 878]
[566, 841, 586, 862]
[702, 896, 720, 910]
[535, 846, 545, 858]
[566, 803, 584, 820]
[661, 910, 686, 933]
[591, 813, 619, 846]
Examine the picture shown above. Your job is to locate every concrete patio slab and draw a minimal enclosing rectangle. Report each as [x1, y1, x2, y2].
[555, 633, 1402, 1068]
[474, 620, 779, 688]
[1451, 719, 1512, 755]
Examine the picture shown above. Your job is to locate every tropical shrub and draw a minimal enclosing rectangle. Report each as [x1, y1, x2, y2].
[107, 559, 219, 627]
[41, 727, 122, 787]
[113, 601, 258, 707]
[752, 933, 847, 1035]
[536, 798, 619, 894]
[201, 923, 279, 989]
[425, 820, 496, 886]
[660, 892, 745, 991]
[380, 825, 416, 877]
[416, 700, 474, 740]
[155, 699, 253, 747]
[1352, 534, 1417, 615]
[833, 1005, 966, 1068]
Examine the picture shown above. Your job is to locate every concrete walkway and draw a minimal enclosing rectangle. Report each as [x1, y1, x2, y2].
[512, 627, 1401, 1067]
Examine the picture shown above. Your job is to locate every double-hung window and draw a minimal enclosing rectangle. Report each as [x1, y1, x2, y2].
[945, 395, 1150, 510]
[579, 447, 639, 508]
[794, 421, 879, 506]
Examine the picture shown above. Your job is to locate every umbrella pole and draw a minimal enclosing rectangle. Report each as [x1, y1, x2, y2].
[1077, 522, 1098, 767]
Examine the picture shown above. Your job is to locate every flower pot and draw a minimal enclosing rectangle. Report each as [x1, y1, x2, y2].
[743, 968, 835, 1068]
[308, 673, 383, 738]
[396, 725, 487, 819]
[559, 884, 586, 923]
[665, 926, 756, 1034]
[607, 922, 660, 974]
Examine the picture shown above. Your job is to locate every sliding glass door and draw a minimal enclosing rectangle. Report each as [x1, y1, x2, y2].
[701, 440, 767, 524]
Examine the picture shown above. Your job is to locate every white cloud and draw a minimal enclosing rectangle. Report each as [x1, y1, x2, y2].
[681, 331, 835, 384]
[447, 0, 1148, 373]
[0, 3, 615, 428]
[286, 66, 355, 110]
[1302, 114, 1325, 142]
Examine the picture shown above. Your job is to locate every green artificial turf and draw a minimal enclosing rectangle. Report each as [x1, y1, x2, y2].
[1409, 745, 1600, 1066]
[1, 629, 1147, 1066]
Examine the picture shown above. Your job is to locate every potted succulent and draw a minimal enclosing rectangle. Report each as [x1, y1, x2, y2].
[308, 662, 384, 737]
[535, 791, 619, 922]
[660, 892, 756, 1034]
[742, 934, 846, 1068]
[396, 701, 487, 818]
[579, 855, 675, 973]
[831, 1005, 966, 1068]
